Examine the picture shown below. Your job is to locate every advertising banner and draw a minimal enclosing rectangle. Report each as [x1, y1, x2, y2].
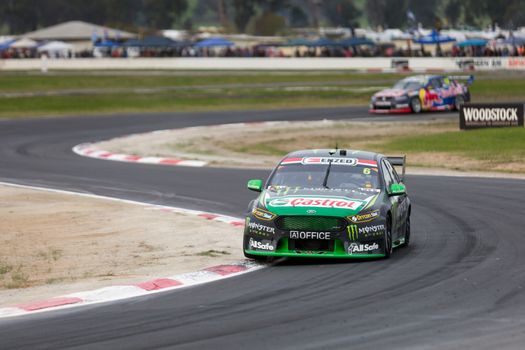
[460, 103, 524, 129]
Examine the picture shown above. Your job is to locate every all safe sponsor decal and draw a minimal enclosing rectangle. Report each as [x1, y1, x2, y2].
[249, 238, 274, 251]
[348, 242, 380, 255]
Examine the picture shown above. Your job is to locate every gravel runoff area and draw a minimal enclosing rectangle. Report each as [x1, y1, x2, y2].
[0, 184, 242, 307]
[95, 119, 525, 178]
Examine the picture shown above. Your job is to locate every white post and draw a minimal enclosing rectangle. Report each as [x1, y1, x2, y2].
[40, 53, 48, 74]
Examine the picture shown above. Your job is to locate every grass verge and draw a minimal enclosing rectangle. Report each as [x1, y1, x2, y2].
[376, 127, 525, 172]
[114, 119, 525, 173]
[0, 70, 523, 118]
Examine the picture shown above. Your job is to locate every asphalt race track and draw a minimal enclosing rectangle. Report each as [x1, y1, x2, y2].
[1, 106, 525, 349]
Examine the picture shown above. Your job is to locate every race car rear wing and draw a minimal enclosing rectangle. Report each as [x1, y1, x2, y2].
[447, 75, 475, 86]
[387, 155, 406, 181]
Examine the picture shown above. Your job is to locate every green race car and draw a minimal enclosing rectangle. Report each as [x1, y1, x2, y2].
[243, 149, 411, 260]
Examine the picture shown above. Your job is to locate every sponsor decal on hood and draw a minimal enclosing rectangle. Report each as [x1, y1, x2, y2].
[374, 89, 406, 98]
[269, 196, 364, 210]
[263, 191, 377, 216]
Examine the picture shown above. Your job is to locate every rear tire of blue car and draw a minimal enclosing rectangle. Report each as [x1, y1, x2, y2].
[454, 95, 465, 111]
[384, 218, 393, 258]
[410, 97, 422, 113]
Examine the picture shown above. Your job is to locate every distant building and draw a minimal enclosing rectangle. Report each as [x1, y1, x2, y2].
[21, 20, 136, 52]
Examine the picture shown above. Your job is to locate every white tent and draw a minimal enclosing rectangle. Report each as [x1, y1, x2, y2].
[37, 40, 74, 58]
[10, 37, 38, 48]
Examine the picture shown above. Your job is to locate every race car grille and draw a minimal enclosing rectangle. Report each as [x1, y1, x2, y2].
[289, 239, 334, 252]
[374, 104, 393, 109]
[275, 216, 346, 231]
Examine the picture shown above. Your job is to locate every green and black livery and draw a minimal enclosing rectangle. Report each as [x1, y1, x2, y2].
[243, 149, 411, 259]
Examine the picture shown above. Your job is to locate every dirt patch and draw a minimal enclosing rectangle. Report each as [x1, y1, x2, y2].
[0, 185, 242, 306]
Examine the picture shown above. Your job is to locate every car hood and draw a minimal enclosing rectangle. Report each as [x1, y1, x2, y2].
[262, 188, 380, 217]
[374, 88, 408, 98]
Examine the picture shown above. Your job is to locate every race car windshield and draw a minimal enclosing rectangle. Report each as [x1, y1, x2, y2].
[268, 163, 379, 191]
[393, 80, 422, 90]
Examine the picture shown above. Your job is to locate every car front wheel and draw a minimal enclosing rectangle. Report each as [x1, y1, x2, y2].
[402, 216, 411, 247]
[410, 97, 422, 113]
[384, 218, 393, 258]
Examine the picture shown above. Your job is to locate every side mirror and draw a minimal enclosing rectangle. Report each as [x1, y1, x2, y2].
[389, 183, 406, 196]
[247, 179, 263, 192]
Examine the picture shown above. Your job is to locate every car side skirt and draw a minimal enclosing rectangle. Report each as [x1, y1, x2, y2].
[244, 249, 386, 259]
[369, 108, 412, 114]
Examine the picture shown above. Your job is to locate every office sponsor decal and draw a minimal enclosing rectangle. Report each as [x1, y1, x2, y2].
[289, 231, 331, 240]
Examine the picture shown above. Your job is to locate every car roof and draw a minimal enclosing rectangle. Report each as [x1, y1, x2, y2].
[284, 149, 381, 161]
[400, 75, 447, 83]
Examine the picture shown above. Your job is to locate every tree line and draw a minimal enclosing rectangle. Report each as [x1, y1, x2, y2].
[1, 0, 524, 35]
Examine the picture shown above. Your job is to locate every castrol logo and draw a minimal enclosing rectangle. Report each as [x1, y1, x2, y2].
[269, 197, 362, 210]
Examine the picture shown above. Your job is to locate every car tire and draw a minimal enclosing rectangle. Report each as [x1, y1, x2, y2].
[410, 97, 422, 113]
[244, 250, 266, 261]
[402, 215, 411, 247]
[384, 218, 393, 258]
[454, 95, 465, 110]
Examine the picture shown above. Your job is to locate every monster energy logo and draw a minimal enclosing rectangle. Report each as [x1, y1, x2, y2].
[347, 225, 358, 241]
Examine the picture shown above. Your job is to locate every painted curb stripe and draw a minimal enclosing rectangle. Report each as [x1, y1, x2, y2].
[17, 297, 83, 311]
[0, 263, 262, 318]
[72, 144, 208, 168]
[204, 265, 248, 276]
[136, 278, 183, 291]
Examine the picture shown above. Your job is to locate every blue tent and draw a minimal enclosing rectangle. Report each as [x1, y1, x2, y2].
[413, 30, 456, 44]
[502, 36, 525, 46]
[307, 38, 337, 47]
[0, 39, 16, 51]
[123, 39, 142, 47]
[456, 39, 487, 47]
[338, 37, 375, 46]
[285, 38, 312, 46]
[95, 40, 118, 48]
[123, 36, 184, 48]
[140, 36, 180, 47]
[194, 37, 234, 48]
